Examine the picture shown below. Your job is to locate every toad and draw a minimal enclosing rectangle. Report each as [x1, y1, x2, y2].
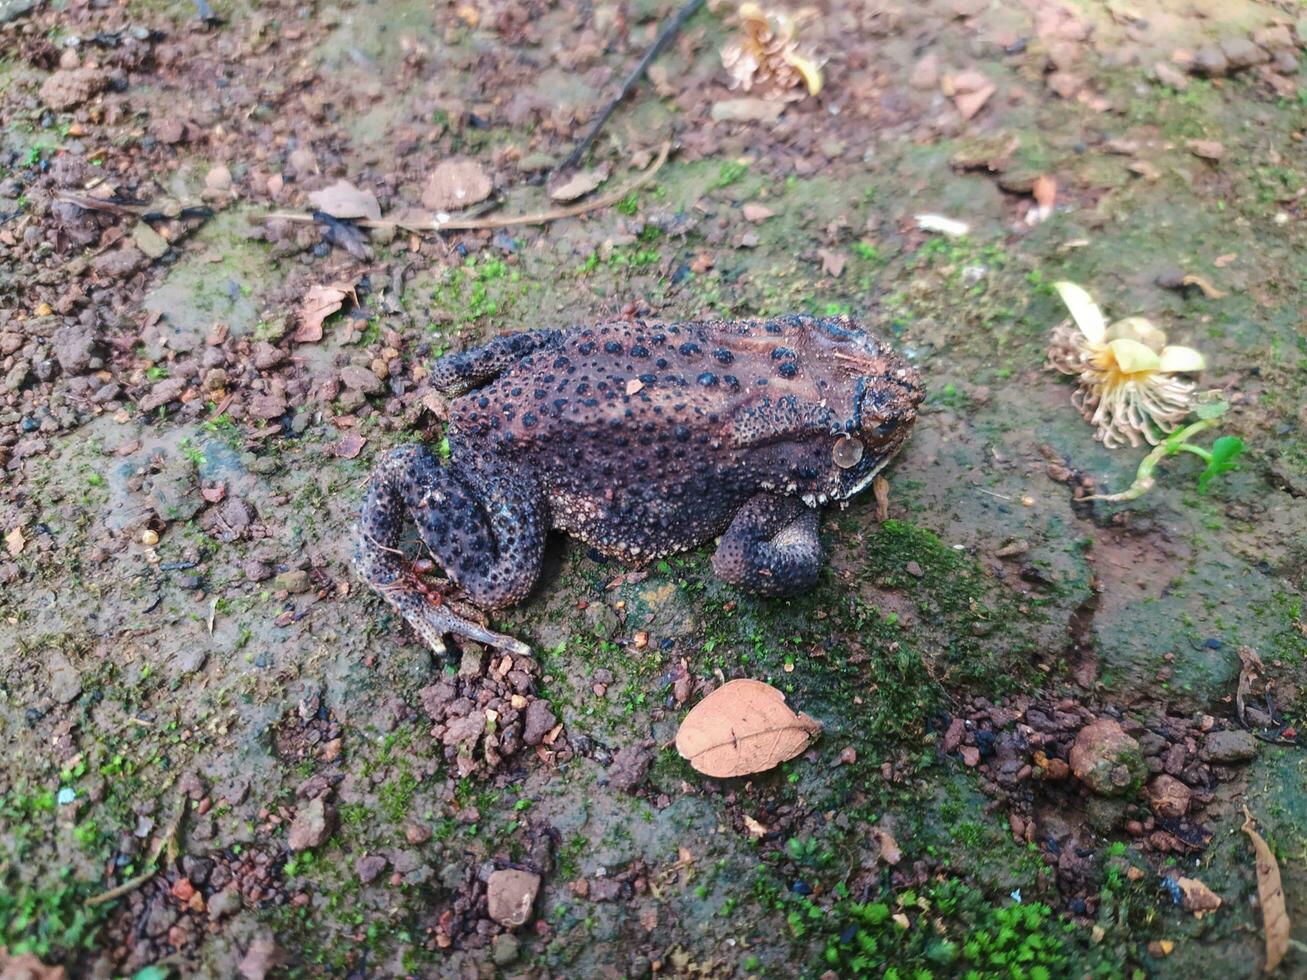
[355, 315, 923, 655]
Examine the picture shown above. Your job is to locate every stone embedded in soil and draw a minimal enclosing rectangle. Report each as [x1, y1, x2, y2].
[208, 884, 242, 920]
[39, 67, 107, 110]
[52, 323, 100, 375]
[237, 935, 283, 980]
[1146, 774, 1191, 818]
[248, 392, 288, 420]
[287, 797, 333, 851]
[1219, 37, 1269, 70]
[1190, 45, 1228, 77]
[491, 933, 520, 966]
[1085, 795, 1127, 834]
[486, 869, 540, 928]
[607, 742, 654, 793]
[273, 569, 310, 594]
[340, 365, 383, 394]
[1069, 719, 1146, 797]
[356, 854, 388, 884]
[711, 98, 785, 123]
[92, 245, 147, 279]
[584, 601, 622, 639]
[138, 378, 186, 412]
[522, 700, 557, 746]
[1202, 729, 1257, 763]
[442, 713, 486, 746]
[46, 650, 83, 704]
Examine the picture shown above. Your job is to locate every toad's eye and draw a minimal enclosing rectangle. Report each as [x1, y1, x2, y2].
[832, 436, 864, 469]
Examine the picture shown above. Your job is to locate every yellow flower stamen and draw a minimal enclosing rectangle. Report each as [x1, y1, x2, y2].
[1046, 283, 1207, 449]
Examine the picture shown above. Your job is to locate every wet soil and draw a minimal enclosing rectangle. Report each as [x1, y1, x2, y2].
[1, 0, 1305, 977]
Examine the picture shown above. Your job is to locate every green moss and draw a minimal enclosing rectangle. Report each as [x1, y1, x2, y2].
[789, 878, 1078, 979]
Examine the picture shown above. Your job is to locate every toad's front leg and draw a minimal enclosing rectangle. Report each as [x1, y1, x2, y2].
[354, 444, 546, 657]
[711, 493, 823, 598]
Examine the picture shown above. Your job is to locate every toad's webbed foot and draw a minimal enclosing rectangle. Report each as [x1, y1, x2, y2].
[354, 444, 546, 657]
[711, 493, 822, 597]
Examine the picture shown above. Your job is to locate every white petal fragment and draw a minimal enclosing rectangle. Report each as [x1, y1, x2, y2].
[1158, 345, 1206, 373]
[1053, 281, 1107, 344]
[915, 214, 970, 237]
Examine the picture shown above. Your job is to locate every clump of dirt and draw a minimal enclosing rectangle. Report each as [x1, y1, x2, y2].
[939, 694, 1266, 915]
[270, 686, 343, 765]
[103, 846, 288, 975]
[418, 648, 570, 779]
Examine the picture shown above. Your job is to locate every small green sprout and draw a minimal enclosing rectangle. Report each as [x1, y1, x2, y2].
[1085, 399, 1244, 502]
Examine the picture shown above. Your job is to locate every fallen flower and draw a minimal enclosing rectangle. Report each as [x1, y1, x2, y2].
[720, 2, 823, 102]
[1046, 281, 1205, 448]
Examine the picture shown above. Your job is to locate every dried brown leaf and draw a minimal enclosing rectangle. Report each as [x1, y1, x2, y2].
[294, 283, 353, 343]
[1177, 876, 1222, 915]
[422, 159, 493, 212]
[1128, 159, 1161, 180]
[549, 165, 610, 203]
[1180, 273, 1226, 299]
[742, 202, 775, 222]
[1033, 174, 1057, 209]
[742, 814, 768, 838]
[1243, 808, 1290, 973]
[954, 82, 996, 120]
[1236, 646, 1266, 727]
[873, 475, 890, 523]
[6, 526, 25, 557]
[329, 432, 367, 459]
[0, 952, 66, 980]
[675, 678, 821, 778]
[871, 826, 901, 865]
[307, 180, 381, 221]
[1186, 139, 1225, 161]
[818, 248, 846, 278]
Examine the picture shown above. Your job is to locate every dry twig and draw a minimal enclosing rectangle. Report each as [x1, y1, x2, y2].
[250, 142, 671, 235]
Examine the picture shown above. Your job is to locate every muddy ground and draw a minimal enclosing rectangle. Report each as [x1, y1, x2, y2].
[2, 0, 1306, 976]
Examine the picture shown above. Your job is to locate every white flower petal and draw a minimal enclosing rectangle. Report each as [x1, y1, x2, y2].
[1053, 282, 1106, 344]
[1106, 316, 1167, 353]
[1158, 345, 1206, 373]
[1107, 338, 1161, 373]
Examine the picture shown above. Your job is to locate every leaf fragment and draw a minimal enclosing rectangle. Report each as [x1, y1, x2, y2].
[419, 159, 494, 213]
[549, 165, 610, 203]
[1197, 435, 1243, 493]
[5, 526, 25, 557]
[1242, 808, 1290, 973]
[674, 678, 821, 778]
[1176, 875, 1222, 915]
[1180, 273, 1226, 299]
[307, 179, 381, 221]
[871, 826, 901, 865]
[294, 282, 354, 343]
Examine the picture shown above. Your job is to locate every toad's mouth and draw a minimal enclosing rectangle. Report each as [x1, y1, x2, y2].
[801, 450, 897, 509]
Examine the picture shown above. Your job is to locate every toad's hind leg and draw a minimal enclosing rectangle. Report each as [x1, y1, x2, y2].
[354, 444, 546, 657]
[711, 493, 823, 598]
